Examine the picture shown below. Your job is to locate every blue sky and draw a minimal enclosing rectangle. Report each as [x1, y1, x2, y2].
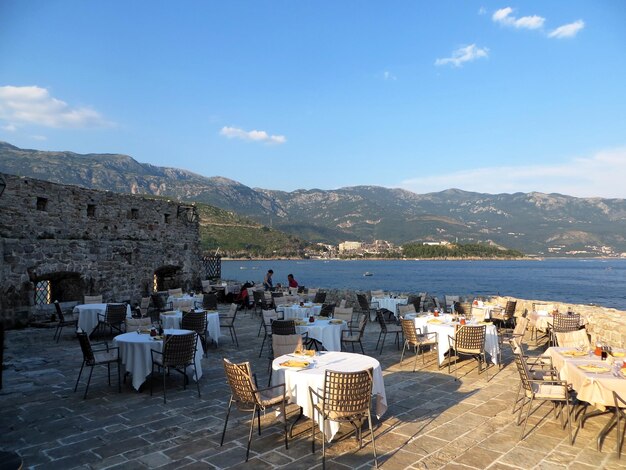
[1, 1, 625, 197]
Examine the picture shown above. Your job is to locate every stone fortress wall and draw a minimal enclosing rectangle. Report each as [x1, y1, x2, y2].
[0, 173, 201, 327]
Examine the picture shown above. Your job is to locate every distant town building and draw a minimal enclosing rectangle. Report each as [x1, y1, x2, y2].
[338, 241, 362, 253]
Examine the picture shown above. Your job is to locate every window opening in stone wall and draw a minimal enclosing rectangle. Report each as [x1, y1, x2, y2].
[129, 208, 139, 220]
[87, 204, 96, 217]
[36, 197, 48, 211]
[153, 274, 158, 292]
[35, 280, 51, 305]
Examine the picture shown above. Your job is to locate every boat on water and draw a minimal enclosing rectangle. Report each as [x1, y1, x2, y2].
[363, 272, 373, 277]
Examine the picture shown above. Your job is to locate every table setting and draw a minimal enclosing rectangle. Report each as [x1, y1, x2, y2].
[73, 303, 132, 335]
[160, 309, 222, 344]
[293, 318, 348, 352]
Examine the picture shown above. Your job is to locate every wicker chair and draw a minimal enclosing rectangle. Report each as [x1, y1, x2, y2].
[97, 304, 127, 337]
[220, 303, 239, 347]
[53, 301, 77, 343]
[221, 359, 289, 461]
[125, 317, 151, 333]
[313, 291, 327, 304]
[397, 304, 416, 318]
[137, 296, 152, 318]
[74, 330, 121, 399]
[375, 310, 402, 355]
[550, 313, 581, 346]
[259, 309, 278, 357]
[341, 314, 367, 354]
[448, 325, 489, 380]
[332, 307, 354, 325]
[319, 303, 336, 317]
[267, 333, 304, 385]
[150, 332, 199, 403]
[512, 350, 574, 444]
[200, 292, 218, 311]
[271, 319, 297, 335]
[84, 295, 102, 304]
[182, 310, 209, 354]
[400, 319, 438, 371]
[309, 368, 377, 469]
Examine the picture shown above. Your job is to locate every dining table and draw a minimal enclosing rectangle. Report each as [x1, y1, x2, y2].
[271, 351, 387, 441]
[160, 310, 221, 344]
[294, 318, 347, 352]
[167, 294, 204, 311]
[113, 328, 204, 391]
[405, 313, 500, 366]
[276, 303, 322, 320]
[372, 296, 408, 314]
[73, 303, 132, 336]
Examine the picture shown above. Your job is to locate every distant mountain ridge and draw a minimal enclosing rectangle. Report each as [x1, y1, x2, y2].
[2, 141, 626, 256]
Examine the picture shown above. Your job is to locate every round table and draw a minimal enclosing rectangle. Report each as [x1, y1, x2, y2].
[294, 319, 347, 352]
[167, 295, 203, 311]
[160, 310, 221, 344]
[113, 329, 203, 390]
[73, 303, 132, 335]
[372, 296, 408, 314]
[277, 303, 322, 320]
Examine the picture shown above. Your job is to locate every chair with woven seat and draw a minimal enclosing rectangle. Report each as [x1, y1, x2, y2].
[53, 300, 78, 343]
[375, 310, 402, 355]
[137, 296, 152, 318]
[97, 304, 127, 337]
[397, 304, 416, 318]
[332, 307, 354, 325]
[221, 358, 289, 462]
[182, 310, 209, 354]
[150, 331, 200, 403]
[84, 294, 102, 304]
[313, 291, 327, 304]
[448, 324, 489, 380]
[125, 317, 152, 333]
[512, 350, 574, 444]
[341, 314, 367, 354]
[220, 303, 239, 347]
[74, 330, 121, 399]
[267, 333, 304, 385]
[400, 319, 438, 371]
[309, 368, 377, 469]
[550, 313, 581, 346]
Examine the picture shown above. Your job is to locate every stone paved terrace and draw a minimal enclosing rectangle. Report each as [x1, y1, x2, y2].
[1, 307, 625, 470]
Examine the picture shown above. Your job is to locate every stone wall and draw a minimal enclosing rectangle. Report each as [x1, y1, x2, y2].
[0, 173, 202, 327]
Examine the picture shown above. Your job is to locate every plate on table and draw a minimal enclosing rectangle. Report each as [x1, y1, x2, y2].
[562, 350, 588, 357]
[294, 350, 316, 357]
[329, 320, 343, 325]
[577, 364, 611, 373]
[280, 360, 311, 368]
[428, 319, 443, 324]
[151, 335, 164, 341]
[294, 321, 308, 326]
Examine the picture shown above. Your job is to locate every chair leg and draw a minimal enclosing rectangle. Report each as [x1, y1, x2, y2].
[375, 331, 382, 351]
[117, 360, 121, 393]
[321, 415, 326, 470]
[246, 405, 257, 461]
[400, 341, 407, 363]
[259, 335, 267, 358]
[194, 364, 201, 398]
[84, 365, 94, 399]
[413, 346, 419, 372]
[163, 367, 167, 404]
[74, 361, 85, 393]
[232, 326, 239, 347]
[311, 408, 316, 453]
[220, 398, 233, 446]
[520, 396, 534, 440]
[378, 333, 386, 355]
[368, 410, 378, 469]
[359, 340, 365, 355]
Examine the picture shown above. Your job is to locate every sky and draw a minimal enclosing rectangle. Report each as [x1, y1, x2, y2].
[1, 1, 625, 198]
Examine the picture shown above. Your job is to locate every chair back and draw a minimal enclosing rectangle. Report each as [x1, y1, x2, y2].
[397, 304, 416, 317]
[555, 329, 590, 349]
[272, 334, 303, 358]
[201, 280, 212, 293]
[76, 330, 97, 365]
[512, 350, 534, 397]
[375, 310, 388, 333]
[271, 319, 297, 335]
[552, 313, 581, 332]
[356, 293, 370, 312]
[168, 288, 183, 297]
[84, 295, 102, 304]
[319, 303, 335, 317]
[512, 316, 529, 339]
[333, 307, 353, 324]
[407, 295, 421, 312]
[181, 311, 208, 335]
[444, 295, 460, 309]
[321, 369, 373, 419]
[151, 293, 168, 310]
[139, 297, 151, 317]
[105, 304, 127, 325]
[202, 293, 218, 310]
[54, 301, 66, 322]
[400, 319, 420, 346]
[353, 313, 368, 337]
[262, 309, 278, 329]
[126, 317, 151, 332]
[223, 358, 259, 411]
[504, 300, 517, 317]
[162, 332, 197, 367]
[454, 325, 486, 354]
[313, 292, 327, 304]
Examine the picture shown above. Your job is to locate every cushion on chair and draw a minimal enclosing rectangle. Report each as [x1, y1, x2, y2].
[93, 350, 119, 363]
[531, 382, 567, 399]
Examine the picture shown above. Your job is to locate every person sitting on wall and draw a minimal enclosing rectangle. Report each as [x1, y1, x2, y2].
[287, 274, 298, 288]
[263, 269, 274, 291]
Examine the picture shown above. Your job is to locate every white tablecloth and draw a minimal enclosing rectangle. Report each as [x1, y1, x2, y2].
[470, 306, 499, 322]
[295, 319, 347, 352]
[113, 328, 203, 391]
[167, 295, 204, 311]
[74, 303, 132, 335]
[372, 296, 408, 314]
[160, 310, 221, 344]
[276, 303, 322, 320]
[271, 351, 387, 441]
[410, 315, 500, 366]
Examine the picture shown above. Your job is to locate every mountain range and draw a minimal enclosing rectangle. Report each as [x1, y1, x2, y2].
[2, 141, 626, 256]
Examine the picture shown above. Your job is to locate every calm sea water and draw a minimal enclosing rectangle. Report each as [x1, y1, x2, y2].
[222, 259, 626, 309]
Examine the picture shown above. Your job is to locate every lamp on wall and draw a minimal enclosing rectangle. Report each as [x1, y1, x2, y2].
[0, 174, 6, 198]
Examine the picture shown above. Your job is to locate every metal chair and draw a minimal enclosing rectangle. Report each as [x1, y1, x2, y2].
[341, 314, 367, 354]
[448, 324, 489, 380]
[397, 304, 416, 318]
[332, 307, 354, 325]
[259, 309, 278, 357]
[400, 319, 438, 371]
[356, 293, 378, 321]
[375, 310, 402, 355]
[319, 303, 335, 317]
[550, 313, 581, 346]
[313, 291, 327, 304]
[53, 301, 77, 343]
[181, 310, 209, 354]
[83, 295, 102, 304]
[150, 332, 199, 403]
[267, 333, 304, 386]
[220, 303, 239, 347]
[221, 358, 289, 462]
[309, 368, 377, 469]
[74, 330, 121, 399]
[200, 292, 218, 311]
[611, 391, 626, 458]
[97, 304, 127, 337]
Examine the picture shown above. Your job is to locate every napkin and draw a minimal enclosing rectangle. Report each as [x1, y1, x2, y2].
[152, 335, 164, 341]
[561, 350, 588, 357]
[428, 319, 443, 324]
[280, 360, 310, 368]
[295, 350, 316, 357]
[329, 320, 343, 324]
[161, 311, 176, 316]
[295, 321, 307, 326]
[577, 364, 611, 373]
[612, 351, 625, 358]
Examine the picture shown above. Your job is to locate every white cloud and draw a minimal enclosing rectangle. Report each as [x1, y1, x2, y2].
[30, 135, 47, 141]
[492, 7, 545, 29]
[399, 147, 626, 198]
[2, 123, 16, 132]
[435, 44, 489, 68]
[548, 20, 585, 39]
[478, 7, 487, 15]
[383, 70, 397, 81]
[220, 126, 286, 145]
[0, 85, 111, 128]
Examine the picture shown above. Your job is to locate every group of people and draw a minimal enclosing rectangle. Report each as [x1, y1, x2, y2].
[263, 269, 298, 291]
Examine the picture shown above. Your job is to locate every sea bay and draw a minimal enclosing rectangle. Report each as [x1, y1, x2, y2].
[222, 258, 626, 309]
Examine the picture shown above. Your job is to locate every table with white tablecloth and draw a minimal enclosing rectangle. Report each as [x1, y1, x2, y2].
[271, 351, 387, 441]
[113, 329, 203, 391]
[295, 319, 347, 352]
[406, 314, 500, 366]
[74, 303, 132, 335]
[160, 310, 221, 344]
[167, 295, 204, 311]
[276, 303, 322, 320]
[371, 296, 408, 314]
